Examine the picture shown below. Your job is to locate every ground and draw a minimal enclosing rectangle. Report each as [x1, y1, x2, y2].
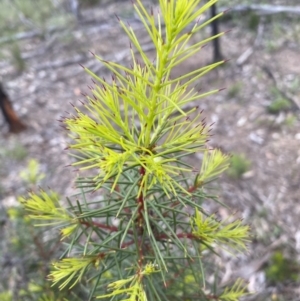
[0, 1, 300, 300]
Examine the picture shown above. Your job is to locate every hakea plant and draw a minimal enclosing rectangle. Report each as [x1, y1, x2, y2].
[20, 0, 250, 300]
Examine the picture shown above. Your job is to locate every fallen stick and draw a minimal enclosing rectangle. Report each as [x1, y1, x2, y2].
[262, 65, 300, 111]
[225, 4, 300, 15]
[236, 20, 265, 66]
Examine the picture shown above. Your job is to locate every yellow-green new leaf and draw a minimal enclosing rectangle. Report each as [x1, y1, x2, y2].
[50, 256, 98, 289]
[197, 149, 230, 185]
[219, 278, 249, 301]
[19, 190, 72, 226]
[192, 210, 250, 252]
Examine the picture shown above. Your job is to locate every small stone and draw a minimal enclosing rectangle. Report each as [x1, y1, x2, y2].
[249, 132, 264, 145]
[237, 116, 247, 127]
[272, 132, 280, 140]
[2, 196, 19, 208]
[242, 170, 254, 179]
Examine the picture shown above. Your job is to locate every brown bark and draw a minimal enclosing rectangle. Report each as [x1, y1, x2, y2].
[0, 84, 26, 133]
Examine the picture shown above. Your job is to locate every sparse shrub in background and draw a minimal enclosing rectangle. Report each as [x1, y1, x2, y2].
[227, 153, 251, 179]
[0, 0, 73, 35]
[79, 0, 101, 7]
[265, 251, 299, 284]
[284, 114, 297, 127]
[20, 1, 250, 300]
[0, 160, 87, 301]
[0, 159, 67, 301]
[267, 97, 292, 114]
[4, 203, 88, 301]
[0, 141, 28, 162]
[19, 159, 45, 186]
[267, 87, 292, 114]
[0, 292, 12, 301]
[247, 13, 260, 31]
[227, 81, 243, 100]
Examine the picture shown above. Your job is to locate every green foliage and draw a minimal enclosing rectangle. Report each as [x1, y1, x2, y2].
[192, 210, 249, 252]
[267, 86, 293, 115]
[265, 251, 299, 284]
[0, 160, 87, 300]
[284, 114, 297, 127]
[247, 13, 260, 31]
[227, 153, 251, 179]
[265, 40, 278, 53]
[0, 142, 28, 161]
[0, 292, 12, 301]
[19, 159, 45, 186]
[21, 0, 250, 300]
[267, 97, 292, 114]
[227, 82, 243, 100]
[79, 0, 101, 7]
[0, 0, 73, 35]
[3, 205, 65, 300]
[219, 279, 248, 301]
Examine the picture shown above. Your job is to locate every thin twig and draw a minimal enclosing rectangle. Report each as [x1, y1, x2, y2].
[261, 65, 300, 111]
[236, 19, 265, 66]
[223, 4, 300, 15]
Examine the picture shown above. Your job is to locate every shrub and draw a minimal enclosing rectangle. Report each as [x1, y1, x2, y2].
[265, 251, 299, 284]
[267, 87, 292, 114]
[20, 0, 250, 300]
[227, 153, 251, 179]
[267, 97, 292, 114]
